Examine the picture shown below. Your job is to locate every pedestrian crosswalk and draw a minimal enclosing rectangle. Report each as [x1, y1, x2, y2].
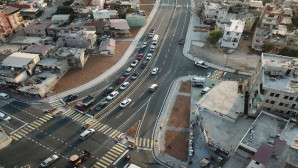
[209, 70, 223, 80]
[49, 99, 65, 108]
[135, 137, 154, 150]
[10, 113, 54, 141]
[63, 109, 92, 124]
[92, 143, 129, 168]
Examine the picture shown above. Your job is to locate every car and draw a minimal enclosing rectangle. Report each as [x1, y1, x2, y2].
[80, 129, 95, 140]
[0, 93, 9, 99]
[142, 42, 147, 48]
[115, 76, 125, 84]
[95, 101, 108, 111]
[131, 60, 138, 67]
[179, 38, 185, 45]
[137, 53, 144, 60]
[103, 87, 114, 96]
[0, 112, 11, 121]
[62, 93, 78, 104]
[151, 67, 159, 74]
[106, 91, 119, 100]
[146, 53, 152, 60]
[120, 82, 129, 90]
[40, 154, 59, 167]
[149, 84, 158, 91]
[139, 48, 144, 53]
[140, 61, 148, 69]
[131, 72, 140, 79]
[209, 82, 217, 88]
[120, 99, 132, 108]
[124, 67, 133, 76]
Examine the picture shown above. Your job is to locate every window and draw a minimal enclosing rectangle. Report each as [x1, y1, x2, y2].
[270, 93, 275, 96]
[289, 97, 294, 100]
[296, 97, 298, 102]
[270, 101, 275, 104]
[284, 96, 289, 99]
[285, 104, 289, 107]
[279, 103, 284, 106]
[275, 94, 280, 97]
[266, 99, 270, 103]
[226, 32, 231, 36]
[267, 108, 271, 111]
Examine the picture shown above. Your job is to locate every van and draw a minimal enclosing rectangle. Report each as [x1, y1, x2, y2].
[201, 87, 211, 95]
[80, 129, 95, 140]
[152, 35, 159, 45]
[0, 93, 9, 99]
[124, 67, 132, 76]
[149, 84, 158, 91]
[192, 77, 205, 84]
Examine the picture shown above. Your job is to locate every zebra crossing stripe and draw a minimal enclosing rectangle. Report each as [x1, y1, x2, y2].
[64, 109, 74, 116]
[99, 159, 110, 166]
[30, 123, 38, 128]
[110, 149, 121, 155]
[112, 146, 123, 153]
[109, 130, 118, 137]
[115, 144, 125, 151]
[66, 110, 76, 117]
[107, 151, 118, 158]
[93, 122, 102, 130]
[20, 129, 28, 134]
[45, 114, 53, 118]
[33, 121, 41, 126]
[147, 139, 150, 148]
[89, 121, 99, 128]
[95, 123, 104, 130]
[77, 116, 86, 122]
[104, 154, 116, 160]
[10, 135, 19, 141]
[24, 127, 32, 132]
[98, 125, 107, 132]
[112, 131, 121, 139]
[17, 131, 25, 137]
[36, 120, 44, 124]
[117, 133, 124, 139]
[73, 114, 83, 121]
[27, 125, 36, 130]
[138, 138, 142, 147]
[71, 113, 80, 119]
[143, 138, 146, 147]
[93, 164, 101, 168]
[42, 116, 50, 120]
[151, 139, 154, 149]
[103, 128, 112, 135]
[14, 133, 22, 139]
[96, 162, 107, 168]
[102, 156, 113, 163]
[117, 143, 127, 148]
[101, 126, 110, 133]
[39, 118, 47, 122]
[82, 118, 91, 124]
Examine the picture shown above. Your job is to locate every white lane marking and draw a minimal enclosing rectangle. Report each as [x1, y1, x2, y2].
[14, 133, 22, 138]
[116, 112, 123, 119]
[103, 127, 112, 135]
[147, 139, 150, 148]
[33, 121, 41, 126]
[0, 110, 27, 124]
[44, 114, 53, 119]
[117, 133, 124, 139]
[27, 125, 35, 130]
[1, 124, 14, 131]
[98, 125, 107, 132]
[135, 98, 151, 139]
[109, 130, 118, 137]
[21, 129, 28, 134]
[39, 118, 47, 122]
[112, 146, 123, 153]
[107, 151, 118, 158]
[102, 156, 113, 163]
[96, 162, 108, 168]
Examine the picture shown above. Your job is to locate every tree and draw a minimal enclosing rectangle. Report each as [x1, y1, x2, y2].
[262, 42, 275, 52]
[126, 8, 137, 13]
[206, 29, 223, 46]
[55, 5, 75, 15]
[291, 15, 298, 27]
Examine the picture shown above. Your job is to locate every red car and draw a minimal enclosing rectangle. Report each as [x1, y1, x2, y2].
[137, 53, 144, 60]
[115, 76, 125, 84]
[140, 61, 148, 69]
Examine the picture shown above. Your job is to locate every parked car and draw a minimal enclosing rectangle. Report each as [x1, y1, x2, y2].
[95, 101, 108, 111]
[115, 76, 125, 84]
[120, 99, 132, 108]
[62, 93, 78, 104]
[146, 53, 152, 60]
[179, 38, 185, 45]
[131, 72, 140, 79]
[120, 82, 129, 90]
[106, 91, 119, 100]
[0, 93, 9, 99]
[137, 53, 144, 60]
[140, 61, 148, 69]
[40, 154, 59, 167]
[0, 112, 11, 121]
[151, 67, 159, 74]
[103, 87, 114, 96]
[139, 48, 144, 53]
[131, 60, 138, 67]
[142, 42, 147, 48]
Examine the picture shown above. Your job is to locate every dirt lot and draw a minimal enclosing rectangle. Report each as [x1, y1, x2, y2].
[140, 0, 154, 16]
[167, 95, 190, 128]
[179, 80, 191, 93]
[165, 130, 188, 160]
[52, 41, 131, 93]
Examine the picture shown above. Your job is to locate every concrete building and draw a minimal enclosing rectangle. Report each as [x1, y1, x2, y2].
[2, 6, 23, 30]
[247, 53, 298, 119]
[220, 19, 245, 49]
[17, 58, 69, 97]
[53, 47, 86, 69]
[0, 52, 40, 86]
[201, 2, 229, 24]
[6, 1, 35, 9]
[126, 11, 147, 27]
[51, 14, 70, 23]
[93, 9, 117, 34]
[23, 45, 55, 56]
[60, 30, 96, 49]
[260, 4, 285, 30]
[99, 38, 115, 56]
[286, 29, 298, 50]
[110, 19, 130, 37]
[24, 19, 52, 36]
[237, 12, 258, 33]
[235, 111, 298, 168]
[0, 9, 13, 37]
[20, 8, 39, 18]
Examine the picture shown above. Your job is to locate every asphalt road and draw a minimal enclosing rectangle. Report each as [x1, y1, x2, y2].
[0, 0, 250, 167]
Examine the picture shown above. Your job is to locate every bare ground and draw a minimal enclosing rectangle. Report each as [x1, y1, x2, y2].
[140, 0, 154, 16]
[165, 130, 189, 160]
[179, 80, 191, 93]
[125, 121, 140, 138]
[167, 95, 190, 128]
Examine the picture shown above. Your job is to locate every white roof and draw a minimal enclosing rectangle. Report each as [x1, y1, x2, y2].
[225, 19, 245, 33]
[51, 14, 70, 22]
[2, 52, 39, 68]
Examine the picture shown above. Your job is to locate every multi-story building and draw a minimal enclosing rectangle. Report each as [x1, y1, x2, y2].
[57, 29, 97, 49]
[3, 6, 23, 30]
[52, 47, 86, 69]
[24, 19, 52, 36]
[260, 4, 285, 30]
[220, 19, 245, 49]
[0, 10, 13, 38]
[201, 1, 229, 24]
[247, 53, 298, 119]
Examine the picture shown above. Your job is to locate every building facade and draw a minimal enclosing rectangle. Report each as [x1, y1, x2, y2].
[0, 10, 13, 37]
[220, 19, 245, 49]
[3, 6, 23, 30]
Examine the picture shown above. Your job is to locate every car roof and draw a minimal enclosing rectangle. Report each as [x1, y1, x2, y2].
[0, 112, 5, 117]
[0, 93, 8, 96]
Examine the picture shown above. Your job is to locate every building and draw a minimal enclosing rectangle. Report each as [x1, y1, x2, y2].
[6, 1, 35, 9]
[23, 45, 55, 56]
[2, 6, 23, 30]
[51, 14, 70, 23]
[220, 19, 245, 49]
[201, 2, 229, 24]
[20, 8, 39, 18]
[247, 53, 298, 119]
[110, 19, 130, 37]
[0, 9, 13, 37]
[24, 19, 52, 36]
[0, 52, 40, 86]
[52, 47, 86, 69]
[59, 30, 96, 49]
[260, 4, 285, 30]
[126, 11, 147, 27]
[237, 12, 258, 33]
[286, 29, 298, 50]
[98, 38, 115, 56]
[93, 9, 112, 34]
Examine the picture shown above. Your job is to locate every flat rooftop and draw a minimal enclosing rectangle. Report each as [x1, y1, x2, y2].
[197, 81, 244, 121]
[240, 112, 287, 150]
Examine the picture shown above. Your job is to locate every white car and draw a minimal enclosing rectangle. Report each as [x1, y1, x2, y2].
[130, 60, 138, 67]
[146, 53, 152, 60]
[142, 42, 147, 48]
[40, 154, 59, 167]
[151, 67, 159, 75]
[0, 112, 11, 121]
[106, 91, 119, 100]
[120, 99, 132, 108]
[120, 82, 129, 90]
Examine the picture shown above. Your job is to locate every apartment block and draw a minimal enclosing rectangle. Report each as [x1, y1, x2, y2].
[0, 10, 13, 37]
[3, 6, 23, 30]
[220, 19, 245, 49]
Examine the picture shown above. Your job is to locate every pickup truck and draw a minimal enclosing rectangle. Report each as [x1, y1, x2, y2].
[75, 95, 95, 111]
[194, 61, 209, 68]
